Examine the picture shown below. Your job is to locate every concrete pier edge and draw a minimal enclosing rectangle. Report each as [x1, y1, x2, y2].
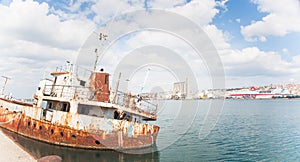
[0, 130, 36, 162]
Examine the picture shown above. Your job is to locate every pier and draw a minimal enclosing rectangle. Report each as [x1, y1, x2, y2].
[0, 130, 35, 162]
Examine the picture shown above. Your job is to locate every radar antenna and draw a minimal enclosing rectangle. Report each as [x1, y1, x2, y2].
[93, 33, 108, 71]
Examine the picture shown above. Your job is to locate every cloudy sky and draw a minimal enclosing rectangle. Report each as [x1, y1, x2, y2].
[0, 0, 299, 98]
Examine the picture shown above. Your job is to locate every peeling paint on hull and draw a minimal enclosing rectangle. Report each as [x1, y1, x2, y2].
[0, 99, 159, 150]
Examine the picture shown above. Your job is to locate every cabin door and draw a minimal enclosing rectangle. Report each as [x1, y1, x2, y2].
[41, 109, 53, 122]
[40, 101, 53, 122]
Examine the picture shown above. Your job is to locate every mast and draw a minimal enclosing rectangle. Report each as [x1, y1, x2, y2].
[112, 72, 121, 104]
[93, 48, 99, 72]
[1, 76, 11, 95]
[140, 68, 151, 93]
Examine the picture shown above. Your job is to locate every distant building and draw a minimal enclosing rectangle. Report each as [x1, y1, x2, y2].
[172, 82, 187, 99]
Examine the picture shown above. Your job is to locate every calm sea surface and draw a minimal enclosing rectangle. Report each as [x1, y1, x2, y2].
[4, 99, 300, 161]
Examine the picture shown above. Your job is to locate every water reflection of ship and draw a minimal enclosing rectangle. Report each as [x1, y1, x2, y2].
[1, 129, 160, 162]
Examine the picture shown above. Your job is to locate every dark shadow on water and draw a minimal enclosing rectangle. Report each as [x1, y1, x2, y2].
[1, 129, 160, 162]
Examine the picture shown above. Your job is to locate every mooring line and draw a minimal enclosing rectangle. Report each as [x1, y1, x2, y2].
[0, 111, 22, 125]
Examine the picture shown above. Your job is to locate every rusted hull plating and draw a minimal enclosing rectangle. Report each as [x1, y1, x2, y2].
[0, 99, 159, 150]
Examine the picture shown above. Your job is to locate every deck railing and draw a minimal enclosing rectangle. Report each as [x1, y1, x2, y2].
[113, 91, 158, 115]
[43, 85, 157, 115]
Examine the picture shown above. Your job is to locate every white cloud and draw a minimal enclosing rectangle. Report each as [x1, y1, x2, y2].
[202, 22, 300, 86]
[147, 0, 186, 8]
[221, 46, 300, 87]
[292, 55, 300, 65]
[0, 0, 95, 49]
[0, 0, 96, 98]
[1, 0, 300, 97]
[203, 25, 231, 50]
[120, 23, 300, 89]
[241, 0, 300, 42]
[169, 0, 219, 26]
[69, 0, 300, 89]
[91, 0, 145, 23]
[282, 48, 289, 54]
[90, 0, 218, 27]
[216, 0, 229, 12]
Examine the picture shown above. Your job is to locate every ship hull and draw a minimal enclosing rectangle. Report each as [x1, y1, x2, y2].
[0, 98, 159, 150]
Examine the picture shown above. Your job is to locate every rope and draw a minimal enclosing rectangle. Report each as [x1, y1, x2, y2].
[0, 112, 18, 116]
[0, 111, 22, 125]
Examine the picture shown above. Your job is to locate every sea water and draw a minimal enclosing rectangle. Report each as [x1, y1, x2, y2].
[5, 99, 300, 161]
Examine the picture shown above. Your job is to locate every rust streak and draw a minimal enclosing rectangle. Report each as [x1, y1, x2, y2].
[0, 107, 159, 150]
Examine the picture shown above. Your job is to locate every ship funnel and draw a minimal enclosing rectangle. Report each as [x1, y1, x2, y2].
[89, 72, 110, 102]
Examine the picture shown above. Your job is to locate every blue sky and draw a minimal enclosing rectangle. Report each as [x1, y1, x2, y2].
[213, 0, 267, 49]
[3, 0, 298, 56]
[213, 0, 299, 61]
[29, 0, 299, 59]
[0, 0, 299, 98]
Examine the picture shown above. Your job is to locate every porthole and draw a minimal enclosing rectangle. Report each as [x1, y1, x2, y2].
[95, 140, 100, 145]
[71, 135, 76, 140]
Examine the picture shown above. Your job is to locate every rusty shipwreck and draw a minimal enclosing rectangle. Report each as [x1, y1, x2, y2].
[0, 63, 159, 149]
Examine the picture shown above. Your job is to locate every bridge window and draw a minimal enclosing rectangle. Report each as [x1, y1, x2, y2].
[42, 100, 70, 112]
[78, 104, 114, 118]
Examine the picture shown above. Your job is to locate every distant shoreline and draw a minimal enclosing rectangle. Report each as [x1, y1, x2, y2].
[155, 98, 300, 101]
